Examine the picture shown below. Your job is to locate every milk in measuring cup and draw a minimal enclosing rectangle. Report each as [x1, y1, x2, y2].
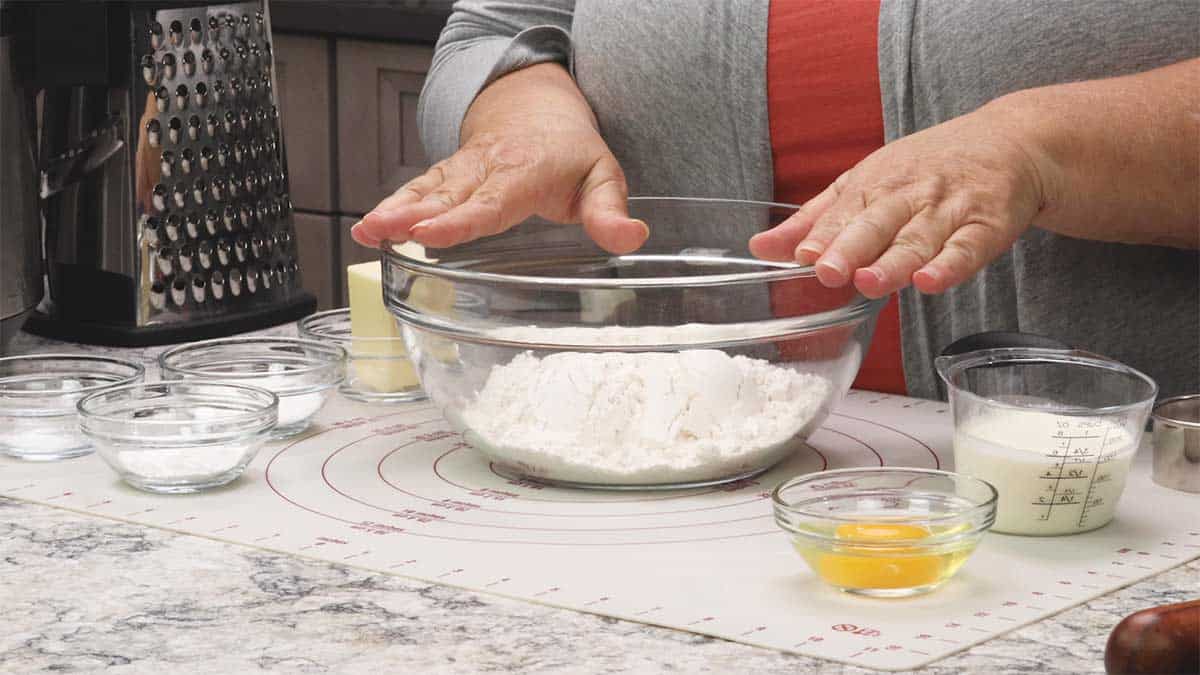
[953, 408, 1137, 535]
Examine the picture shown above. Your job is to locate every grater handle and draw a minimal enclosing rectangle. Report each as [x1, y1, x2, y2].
[39, 114, 124, 199]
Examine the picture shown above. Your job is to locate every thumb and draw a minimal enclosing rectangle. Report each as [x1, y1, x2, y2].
[577, 157, 649, 254]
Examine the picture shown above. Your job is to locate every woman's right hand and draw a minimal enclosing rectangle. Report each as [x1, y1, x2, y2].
[350, 63, 649, 254]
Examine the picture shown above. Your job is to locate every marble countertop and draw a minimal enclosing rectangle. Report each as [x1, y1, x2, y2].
[2, 329, 1196, 674]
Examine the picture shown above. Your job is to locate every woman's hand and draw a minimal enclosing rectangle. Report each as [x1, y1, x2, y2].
[753, 58, 1200, 297]
[749, 101, 1049, 298]
[351, 63, 649, 254]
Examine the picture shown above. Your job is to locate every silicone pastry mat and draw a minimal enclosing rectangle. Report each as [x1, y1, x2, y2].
[4, 391, 1197, 671]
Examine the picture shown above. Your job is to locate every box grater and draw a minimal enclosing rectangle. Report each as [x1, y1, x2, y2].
[24, 0, 315, 346]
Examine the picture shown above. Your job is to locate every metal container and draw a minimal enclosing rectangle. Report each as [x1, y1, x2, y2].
[0, 4, 43, 353]
[1151, 394, 1200, 493]
[21, 0, 313, 346]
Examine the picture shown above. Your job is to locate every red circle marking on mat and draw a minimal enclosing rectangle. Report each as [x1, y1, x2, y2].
[265, 405, 939, 546]
[269, 420, 778, 545]
[821, 427, 884, 467]
[326, 441, 770, 533]
[380, 443, 782, 519]
[831, 412, 943, 469]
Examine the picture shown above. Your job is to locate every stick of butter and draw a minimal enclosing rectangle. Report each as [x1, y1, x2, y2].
[346, 242, 452, 393]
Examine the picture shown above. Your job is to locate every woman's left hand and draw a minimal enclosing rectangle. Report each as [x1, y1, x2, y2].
[749, 101, 1051, 298]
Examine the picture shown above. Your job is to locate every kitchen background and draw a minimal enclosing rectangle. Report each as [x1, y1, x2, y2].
[271, 0, 452, 309]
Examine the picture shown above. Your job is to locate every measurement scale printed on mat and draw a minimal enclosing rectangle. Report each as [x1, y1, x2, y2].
[3, 391, 1197, 671]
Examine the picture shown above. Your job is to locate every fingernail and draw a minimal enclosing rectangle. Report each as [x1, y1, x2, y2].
[632, 219, 650, 242]
[794, 243, 823, 264]
[409, 219, 435, 238]
[816, 253, 848, 280]
[350, 221, 374, 245]
[916, 266, 941, 283]
[863, 266, 885, 284]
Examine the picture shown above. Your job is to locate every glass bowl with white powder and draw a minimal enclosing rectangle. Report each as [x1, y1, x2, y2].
[0, 354, 145, 461]
[158, 337, 345, 437]
[382, 197, 887, 489]
[79, 381, 277, 493]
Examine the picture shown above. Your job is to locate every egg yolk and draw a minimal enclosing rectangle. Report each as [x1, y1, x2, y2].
[807, 522, 943, 590]
[834, 523, 930, 541]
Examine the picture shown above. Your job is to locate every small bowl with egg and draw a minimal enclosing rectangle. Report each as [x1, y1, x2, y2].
[772, 468, 997, 597]
[79, 381, 278, 493]
[158, 337, 345, 437]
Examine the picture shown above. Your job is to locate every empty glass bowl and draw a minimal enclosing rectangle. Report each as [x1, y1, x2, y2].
[383, 197, 886, 489]
[79, 381, 278, 493]
[298, 308, 425, 403]
[158, 337, 345, 437]
[773, 468, 997, 597]
[0, 354, 145, 461]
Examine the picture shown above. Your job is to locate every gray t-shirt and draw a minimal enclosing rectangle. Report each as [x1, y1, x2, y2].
[417, 0, 1199, 399]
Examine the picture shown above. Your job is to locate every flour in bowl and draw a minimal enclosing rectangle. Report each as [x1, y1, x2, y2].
[115, 445, 253, 480]
[459, 345, 832, 485]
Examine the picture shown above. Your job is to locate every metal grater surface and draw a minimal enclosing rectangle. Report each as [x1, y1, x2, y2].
[136, 1, 299, 322]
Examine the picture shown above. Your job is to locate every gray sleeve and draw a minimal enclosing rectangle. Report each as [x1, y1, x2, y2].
[416, 0, 575, 163]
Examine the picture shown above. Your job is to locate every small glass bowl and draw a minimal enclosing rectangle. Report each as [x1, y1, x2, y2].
[158, 337, 346, 437]
[298, 308, 425, 403]
[773, 468, 997, 597]
[0, 354, 145, 461]
[79, 381, 278, 493]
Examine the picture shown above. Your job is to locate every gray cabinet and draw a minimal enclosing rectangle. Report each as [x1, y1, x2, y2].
[293, 213, 337, 311]
[271, 33, 436, 309]
[274, 35, 333, 213]
[336, 40, 433, 216]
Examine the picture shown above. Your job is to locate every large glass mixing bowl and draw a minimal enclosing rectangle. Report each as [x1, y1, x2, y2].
[382, 197, 886, 489]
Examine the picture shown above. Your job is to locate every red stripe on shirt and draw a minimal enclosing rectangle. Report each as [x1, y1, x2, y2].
[766, 0, 906, 394]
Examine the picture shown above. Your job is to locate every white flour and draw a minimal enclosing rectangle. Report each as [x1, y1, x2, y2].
[275, 391, 326, 428]
[459, 342, 832, 485]
[100, 403, 267, 483]
[115, 445, 253, 481]
[0, 426, 90, 459]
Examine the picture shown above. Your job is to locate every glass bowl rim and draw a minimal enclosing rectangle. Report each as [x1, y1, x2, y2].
[0, 353, 145, 398]
[937, 347, 1159, 417]
[297, 308, 405, 345]
[77, 380, 279, 430]
[158, 336, 348, 380]
[1153, 394, 1200, 428]
[392, 304, 885, 351]
[771, 467, 998, 543]
[382, 197, 832, 291]
[381, 197, 888, 349]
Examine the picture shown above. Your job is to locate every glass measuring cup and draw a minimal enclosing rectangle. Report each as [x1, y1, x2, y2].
[936, 348, 1157, 536]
